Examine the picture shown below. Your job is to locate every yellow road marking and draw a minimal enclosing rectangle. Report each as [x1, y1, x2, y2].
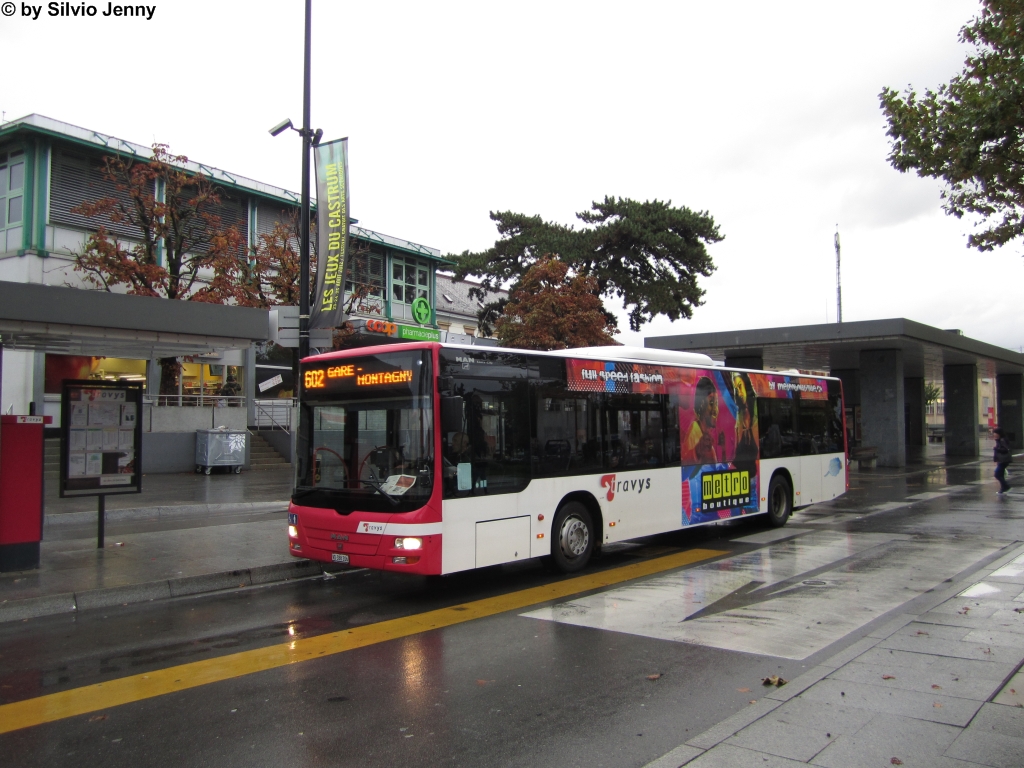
[0, 548, 725, 734]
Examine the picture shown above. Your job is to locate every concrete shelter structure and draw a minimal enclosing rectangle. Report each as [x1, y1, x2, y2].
[646, 319, 1024, 467]
[0, 280, 271, 472]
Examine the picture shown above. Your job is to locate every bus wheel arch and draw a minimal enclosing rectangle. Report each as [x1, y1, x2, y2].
[766, 470, 793, 528]
[550, 493, 601, 573]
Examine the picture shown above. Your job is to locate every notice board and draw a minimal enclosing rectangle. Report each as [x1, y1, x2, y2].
[60, 380, 143, 497]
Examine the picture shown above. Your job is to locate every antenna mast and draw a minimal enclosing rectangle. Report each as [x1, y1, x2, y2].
[834, 226, 842, 324]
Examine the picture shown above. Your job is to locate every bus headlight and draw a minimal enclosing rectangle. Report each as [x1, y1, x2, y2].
[288, 525, 298, 538]
[395, 537, 422, 550]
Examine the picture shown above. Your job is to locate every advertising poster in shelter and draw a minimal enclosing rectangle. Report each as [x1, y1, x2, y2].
[60, 381, 143, 497]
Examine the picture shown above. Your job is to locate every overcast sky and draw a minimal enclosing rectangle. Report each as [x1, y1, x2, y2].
[3, 0, 1020, 352]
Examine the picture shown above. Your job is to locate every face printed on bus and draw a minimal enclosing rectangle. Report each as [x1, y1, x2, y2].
[733, 374, 748, 410]
[696, 383, 718, 429]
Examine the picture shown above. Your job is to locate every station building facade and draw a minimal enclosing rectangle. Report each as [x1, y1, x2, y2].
[0, 115, 493, 432]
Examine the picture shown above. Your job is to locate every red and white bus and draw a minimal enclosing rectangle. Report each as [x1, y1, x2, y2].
[287, 342, 847, 574]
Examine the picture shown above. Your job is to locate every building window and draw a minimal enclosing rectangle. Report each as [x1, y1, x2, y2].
[345, 244, 385, 316]
[390, 255, 431, 322]
[0, 149, 26, 231]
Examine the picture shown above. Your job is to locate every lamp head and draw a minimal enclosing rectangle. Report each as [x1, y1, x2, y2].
[269, 118, 293, 137]
[312, 128, 324, 146]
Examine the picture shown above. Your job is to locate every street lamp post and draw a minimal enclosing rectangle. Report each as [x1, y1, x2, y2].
[269, 0, 322, 364]
[299, 0, 312, 362]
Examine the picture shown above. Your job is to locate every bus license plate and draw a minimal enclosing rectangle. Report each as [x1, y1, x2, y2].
[331, 554, 349, 564]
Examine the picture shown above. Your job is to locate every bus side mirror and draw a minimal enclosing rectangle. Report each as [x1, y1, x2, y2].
[441, 396, 463, 434]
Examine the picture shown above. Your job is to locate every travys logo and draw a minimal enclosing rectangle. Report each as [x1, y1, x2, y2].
[600, 474, 652, 502]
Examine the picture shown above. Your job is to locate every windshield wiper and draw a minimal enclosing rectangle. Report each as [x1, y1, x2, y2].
[292, 486, 321, 500]
[360, 472, 400, 507]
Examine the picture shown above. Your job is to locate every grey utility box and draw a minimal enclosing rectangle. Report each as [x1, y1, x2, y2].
[195, 429, 248, 475]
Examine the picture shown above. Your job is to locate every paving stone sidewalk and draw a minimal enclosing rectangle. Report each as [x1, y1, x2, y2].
[0, 466, 337, 623]
[645, 543, 1024, 768]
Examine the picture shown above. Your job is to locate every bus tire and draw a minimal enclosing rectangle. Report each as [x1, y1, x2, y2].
[551, 502, 594, 573]
[767, 474, 791, 527]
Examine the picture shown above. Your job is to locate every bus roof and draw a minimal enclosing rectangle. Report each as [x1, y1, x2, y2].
[440, 343, 715, 367]
[306, 342, 839, 379]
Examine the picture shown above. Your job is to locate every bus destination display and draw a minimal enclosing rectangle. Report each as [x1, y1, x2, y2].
[302, 352, 423, 396]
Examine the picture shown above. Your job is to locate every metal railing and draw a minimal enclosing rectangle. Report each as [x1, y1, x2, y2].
[144, 395, 247, 408]
[253, 398, 296, 431]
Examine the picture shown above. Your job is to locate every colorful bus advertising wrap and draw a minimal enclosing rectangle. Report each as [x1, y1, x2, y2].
[567, 360, 831, 527]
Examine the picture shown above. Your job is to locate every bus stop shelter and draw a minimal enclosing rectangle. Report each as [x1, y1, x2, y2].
[0, 279, 271, 465]
[646, 318, 1024, 467]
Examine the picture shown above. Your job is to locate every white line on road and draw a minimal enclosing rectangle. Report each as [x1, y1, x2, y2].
[523, 531, 1003, 660]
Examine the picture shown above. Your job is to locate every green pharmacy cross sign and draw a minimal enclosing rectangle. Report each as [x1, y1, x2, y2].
[411, 297, 432, 325]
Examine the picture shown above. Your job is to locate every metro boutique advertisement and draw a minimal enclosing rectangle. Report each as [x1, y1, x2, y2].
[6, 3, 156, 19]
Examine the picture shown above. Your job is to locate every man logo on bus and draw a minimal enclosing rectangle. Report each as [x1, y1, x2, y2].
[701, 469, 751, 511]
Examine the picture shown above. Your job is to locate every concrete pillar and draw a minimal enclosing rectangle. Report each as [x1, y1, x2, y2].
[146, 359, 161, 398]
[30, 351, 45, 416]
[944, 364, 979, 457]
[859, 350, 905, 467]
[904, 377, 926, 447]
[245, 344, 256, 428]
[724, 350, 763, 370]
[996, 374, 1024, 449]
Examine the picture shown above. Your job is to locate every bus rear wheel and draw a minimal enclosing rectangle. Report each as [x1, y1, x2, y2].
[767, 474, 791, 527]
[551, 502, 594, 573]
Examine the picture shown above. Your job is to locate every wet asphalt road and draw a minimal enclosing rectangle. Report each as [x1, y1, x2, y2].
[1, 460, 1020, 768]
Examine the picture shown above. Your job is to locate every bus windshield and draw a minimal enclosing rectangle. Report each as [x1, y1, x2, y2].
[294, 349, 433, 513]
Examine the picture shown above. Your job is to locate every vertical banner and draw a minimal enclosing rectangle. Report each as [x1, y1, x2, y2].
[310, 137, 349, 329]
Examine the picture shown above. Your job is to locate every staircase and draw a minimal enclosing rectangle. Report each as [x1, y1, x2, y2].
[45, 438, 60, 478]
[249, 432, 290, 469]
[45, 434, 289, 476]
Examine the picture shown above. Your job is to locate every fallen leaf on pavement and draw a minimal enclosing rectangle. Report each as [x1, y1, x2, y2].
[882, 675, 896, 680]
[646, 674, 662, 681]
[931, 684, 942, 690]
[915, 630, 929, 636]
[737, 688, 750, 693]
[933, 702, 943, 708]
[89, 715, 108, 722]
[891, 759, 903, 766]
[476, 680, 494, 686]
[749, 700, 757, 704]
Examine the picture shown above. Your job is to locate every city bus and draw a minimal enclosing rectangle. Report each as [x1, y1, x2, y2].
[287, 342, 847, 575]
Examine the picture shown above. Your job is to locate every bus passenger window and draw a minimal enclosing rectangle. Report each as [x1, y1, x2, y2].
[757, 399, 798, 458]
[602, 395, 665, 470]
[442, 380, 530, 498]
[529, 375, 605, 477]
[797, 399, 830, 455]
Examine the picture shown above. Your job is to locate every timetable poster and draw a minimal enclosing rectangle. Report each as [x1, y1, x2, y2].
[61, 381, 143, 497]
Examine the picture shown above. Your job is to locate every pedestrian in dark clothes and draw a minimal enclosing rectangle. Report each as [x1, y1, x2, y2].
[993, 427, 1012, 494]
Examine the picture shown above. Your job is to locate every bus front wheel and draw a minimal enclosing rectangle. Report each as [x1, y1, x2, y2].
[551, 502, 594, 573]
[767, 474, 791, 527]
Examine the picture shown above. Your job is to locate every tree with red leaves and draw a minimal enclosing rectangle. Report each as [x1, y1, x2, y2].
[495, 256, 618, 350]
[71, 145, 255, 393]
[72, 144, 249, 304]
